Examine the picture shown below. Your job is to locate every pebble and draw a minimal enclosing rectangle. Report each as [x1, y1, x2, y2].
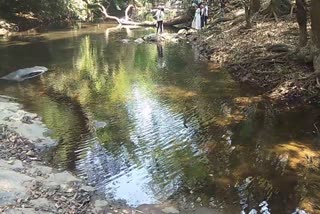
[26, 150, 36, 157]
[7, 159, 15, 165]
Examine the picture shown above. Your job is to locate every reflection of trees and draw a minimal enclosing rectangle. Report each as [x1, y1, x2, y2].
[16, 28, 320, 212]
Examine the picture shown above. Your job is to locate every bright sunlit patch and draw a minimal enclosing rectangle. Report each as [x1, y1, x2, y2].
[270, 142, 320, 169]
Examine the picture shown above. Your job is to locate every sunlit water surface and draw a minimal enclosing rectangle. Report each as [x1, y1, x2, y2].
[1, 24, 320, 213]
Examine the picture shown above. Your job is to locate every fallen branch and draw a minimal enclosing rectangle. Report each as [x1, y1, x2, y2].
[96, 3, 121, 24]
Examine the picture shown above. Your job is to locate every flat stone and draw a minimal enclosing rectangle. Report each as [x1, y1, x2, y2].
[161, 206, 179, 214]
[121, 39, 130, 43]
[29, 162, 52, 176]
[26, 150, 36, 157]
[0, 99, 57, 150]
[0, 168, 32, 206]
[1, 66, 48, 82]
[80, 185, 95, 192]
[43, 171, 80, 189]
[0, 159, 23, 170]
[134, 38, 144, 44]
[143, 33, 158, 41]
[94, 120, 108, 129]
[93, 199, 109, 213]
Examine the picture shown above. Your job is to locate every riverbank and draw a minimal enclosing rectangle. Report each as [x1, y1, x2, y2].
[181, 7, 318, 107]
[0, 96, 114, 213]
[0, 97, 212, 214]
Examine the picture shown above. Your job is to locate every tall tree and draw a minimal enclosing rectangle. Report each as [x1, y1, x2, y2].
[311, 0, 320, 49]
[296, 0, 308, 47]
[311, 0, 320, 72]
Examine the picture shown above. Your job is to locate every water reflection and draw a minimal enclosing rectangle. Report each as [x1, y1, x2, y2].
[157, 43, 165, 69]
[0, 25, 320, 213]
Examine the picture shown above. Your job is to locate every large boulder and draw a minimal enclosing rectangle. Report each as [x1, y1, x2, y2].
[1, 66, 48, 81]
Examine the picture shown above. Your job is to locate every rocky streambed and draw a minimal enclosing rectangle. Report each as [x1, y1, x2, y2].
[0, 96, 190, 214]
[0, 97, 120, 213]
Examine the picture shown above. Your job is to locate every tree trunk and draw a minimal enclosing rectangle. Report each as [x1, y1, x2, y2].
[245, 4, 252, 28]
[296, 0, 308, 47]
[311, 0, 320, 72]
[261, 0, 291, 19]
[119, 14, 192, 26]
[96, 3, 122, 24]
[251, 0, 261, 13]
[94, 1, 193, 27]
[311, 0, 320, 49]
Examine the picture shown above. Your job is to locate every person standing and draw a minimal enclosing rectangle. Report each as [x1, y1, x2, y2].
[192, 5, 201, 30]
[200, 4, 205, 28]
[156, 7, 165, 34]
[204, 2, 209, 26]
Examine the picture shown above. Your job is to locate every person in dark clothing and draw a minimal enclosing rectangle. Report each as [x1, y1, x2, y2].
[204, 1, 209, 25]
[200, 4, 205, 28]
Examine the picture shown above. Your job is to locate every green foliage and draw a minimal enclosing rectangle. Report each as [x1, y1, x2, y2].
[0, 0, 126, 22]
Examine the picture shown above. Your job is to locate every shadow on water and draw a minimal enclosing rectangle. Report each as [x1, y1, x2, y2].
[1, 24, 320, 213]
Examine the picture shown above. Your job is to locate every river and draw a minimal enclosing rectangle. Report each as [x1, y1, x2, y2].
[0, 24, 320, 214]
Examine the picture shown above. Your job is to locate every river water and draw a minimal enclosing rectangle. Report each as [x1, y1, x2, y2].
[1, 24, 320, 214]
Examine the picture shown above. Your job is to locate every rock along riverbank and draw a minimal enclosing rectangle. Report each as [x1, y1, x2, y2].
[0, 96, 203, 214]
[0, 96, 119, 213]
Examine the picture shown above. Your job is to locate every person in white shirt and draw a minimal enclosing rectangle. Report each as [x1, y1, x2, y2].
[155, 7, 165, 34]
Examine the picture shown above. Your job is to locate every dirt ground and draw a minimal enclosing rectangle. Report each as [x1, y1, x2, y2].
[186, 5, 318, 107]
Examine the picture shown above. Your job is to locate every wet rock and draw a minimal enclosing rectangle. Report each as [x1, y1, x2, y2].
[21, 116, 33, 124]
[248, 209, 258, 214]
[292, 208, 308, 214]
[121, 39, 130, 43]
[134, 38, 144, 44]
[143, 33, 158, 42]
[93, 199, 109, 213]
[1, 66, 48, 82]
[80, 185, 95, 192]
[26, 150, 36, 157]
[94, 120, 108, 129]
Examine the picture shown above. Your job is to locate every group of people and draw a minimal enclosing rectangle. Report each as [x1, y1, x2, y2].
[155, 0, 226, 33]
[192, 1, 209, 30]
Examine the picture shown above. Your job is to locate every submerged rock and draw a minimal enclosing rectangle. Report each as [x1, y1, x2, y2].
[121, 39, 130, 43]
[143, 33, 159, 42]
[1, 66, 48, 82]
[93, 120, 108, 129]
[134, 38, 144, 44]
